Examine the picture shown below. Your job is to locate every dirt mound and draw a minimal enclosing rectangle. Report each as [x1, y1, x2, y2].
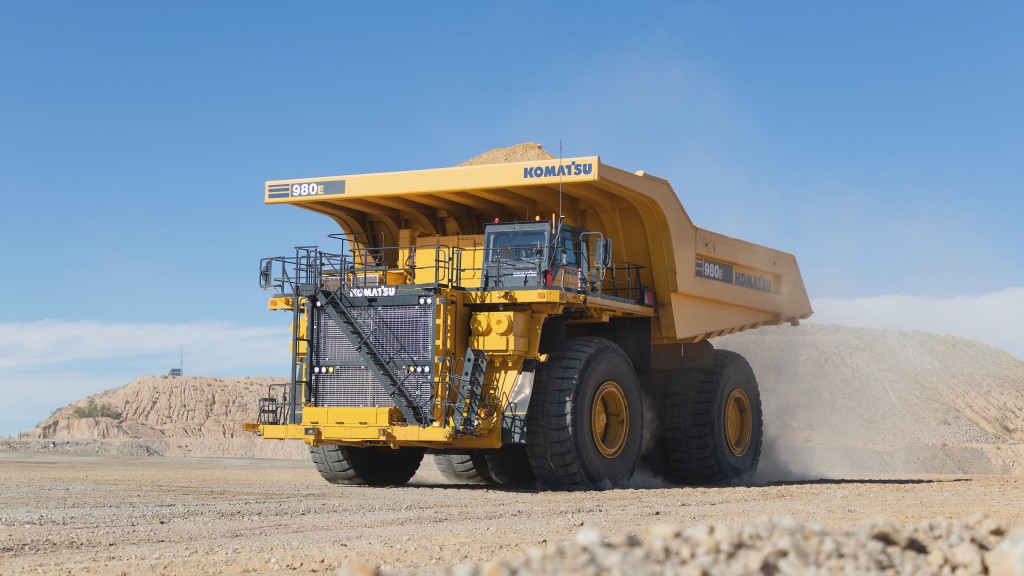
[19, 375, 307, 459]
[714, 324, 1024, 479]
[458, 142, 555, 166]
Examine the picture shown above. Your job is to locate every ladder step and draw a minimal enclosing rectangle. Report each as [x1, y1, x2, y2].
[452, 348, 487, 434]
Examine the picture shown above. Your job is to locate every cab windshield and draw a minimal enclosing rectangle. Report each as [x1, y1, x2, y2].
[487, 230, 548, 262]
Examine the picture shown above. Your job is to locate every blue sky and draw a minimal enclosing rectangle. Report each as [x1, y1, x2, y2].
[2, 2, 1022, 434]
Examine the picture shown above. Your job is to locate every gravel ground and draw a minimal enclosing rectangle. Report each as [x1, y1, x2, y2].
[2, 452, 1023, 575]
[404, 517, 1022, 576]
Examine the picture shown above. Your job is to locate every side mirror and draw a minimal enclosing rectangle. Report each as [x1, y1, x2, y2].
[259, 259, 273, 288]
[594, 239, 612, 268]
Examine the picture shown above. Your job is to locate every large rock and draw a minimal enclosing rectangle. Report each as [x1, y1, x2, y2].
[988, 529, 1024, 576]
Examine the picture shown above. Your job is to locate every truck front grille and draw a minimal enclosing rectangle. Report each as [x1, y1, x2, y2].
[312, 304, 434, 411]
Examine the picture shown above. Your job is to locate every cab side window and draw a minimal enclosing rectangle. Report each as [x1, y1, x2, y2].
[561, 235, 578, 267]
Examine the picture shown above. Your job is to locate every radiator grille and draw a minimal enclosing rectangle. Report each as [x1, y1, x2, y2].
[312, 304, 434, 410]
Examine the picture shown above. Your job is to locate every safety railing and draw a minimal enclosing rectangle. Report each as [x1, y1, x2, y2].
[261, 237, 654, 309]
[256, 383, 292, 426]
[259, 241, 461, 297]
[448, 245, 651, 304]
[603, 260, 647, 303]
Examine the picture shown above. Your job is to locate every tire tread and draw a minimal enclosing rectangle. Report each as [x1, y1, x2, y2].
[309, 445, 423, 486]
[526, 337, 642, 489]
[433, 453, 495, 484]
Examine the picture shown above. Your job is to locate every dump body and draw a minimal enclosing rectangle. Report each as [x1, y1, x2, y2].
[265, 157, 812, 343]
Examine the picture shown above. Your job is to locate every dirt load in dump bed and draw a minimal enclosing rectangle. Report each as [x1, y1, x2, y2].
[457, 142, 556, 166]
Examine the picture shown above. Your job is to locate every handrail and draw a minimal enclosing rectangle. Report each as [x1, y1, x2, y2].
[257, 383, 290, 425]
[260, 239, 651, 306]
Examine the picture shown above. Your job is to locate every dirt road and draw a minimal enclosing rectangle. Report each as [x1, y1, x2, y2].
[1, 452, 1022, 575]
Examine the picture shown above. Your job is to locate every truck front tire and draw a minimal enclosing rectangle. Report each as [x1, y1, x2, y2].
[310, 445, 424, 486]
[526, 337, 643, 489]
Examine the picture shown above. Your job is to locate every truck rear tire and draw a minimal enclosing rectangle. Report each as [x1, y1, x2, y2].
[663, 350, 763, 485]
[433, 453, 496, 484]
[526, 337, 643, 489]
[309, 445, 424, 486]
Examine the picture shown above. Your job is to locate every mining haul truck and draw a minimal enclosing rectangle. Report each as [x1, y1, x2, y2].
[245, 154, 812, 489]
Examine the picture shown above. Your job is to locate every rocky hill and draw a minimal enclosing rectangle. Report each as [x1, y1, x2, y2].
[7, 325, 1024, 477]
[15, 375, 306, 459]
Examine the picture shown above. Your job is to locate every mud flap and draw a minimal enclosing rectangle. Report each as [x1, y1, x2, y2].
[501, 360, 536, 443]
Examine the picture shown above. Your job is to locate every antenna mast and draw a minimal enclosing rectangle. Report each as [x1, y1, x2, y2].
[558, 140, 563, 219]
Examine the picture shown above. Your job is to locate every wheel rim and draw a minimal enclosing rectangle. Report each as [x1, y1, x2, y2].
[725, 388, 752, 457]
[591, 381, 629, 458]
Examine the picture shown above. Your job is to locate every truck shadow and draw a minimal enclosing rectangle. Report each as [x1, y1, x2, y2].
[405, 476, 973, 493]
[757, 477, 973, 487]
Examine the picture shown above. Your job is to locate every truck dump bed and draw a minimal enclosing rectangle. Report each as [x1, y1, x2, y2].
[265, 156, 812, 343]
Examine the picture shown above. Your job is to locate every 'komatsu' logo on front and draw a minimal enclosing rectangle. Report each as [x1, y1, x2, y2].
[523, 161, 593, 179]
[348, 286, 397, 298]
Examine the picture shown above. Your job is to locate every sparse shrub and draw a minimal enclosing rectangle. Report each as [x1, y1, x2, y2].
[70, 399, 122, 419]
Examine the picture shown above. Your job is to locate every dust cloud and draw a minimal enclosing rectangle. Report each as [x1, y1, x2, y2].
[715, 324, 1024, 481]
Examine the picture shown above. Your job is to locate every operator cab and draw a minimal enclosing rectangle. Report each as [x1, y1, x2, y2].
[483, 221, 606, 291]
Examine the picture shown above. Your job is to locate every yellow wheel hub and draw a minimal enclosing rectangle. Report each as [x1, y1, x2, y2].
[591, 381, 629, 458]
[725, 388, 752, 457]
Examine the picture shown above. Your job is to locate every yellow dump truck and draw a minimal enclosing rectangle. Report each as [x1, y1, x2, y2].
[246, 154, 812, 489]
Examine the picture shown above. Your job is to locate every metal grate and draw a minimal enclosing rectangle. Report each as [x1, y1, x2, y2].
[316, 314, 362, 362]
[316, 367, 389, 407]
[312, 304, 434, 411]
[348, 305, 434, 360]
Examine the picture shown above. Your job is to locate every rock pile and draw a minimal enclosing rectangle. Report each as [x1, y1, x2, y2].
[342, 516, 1023, 575]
